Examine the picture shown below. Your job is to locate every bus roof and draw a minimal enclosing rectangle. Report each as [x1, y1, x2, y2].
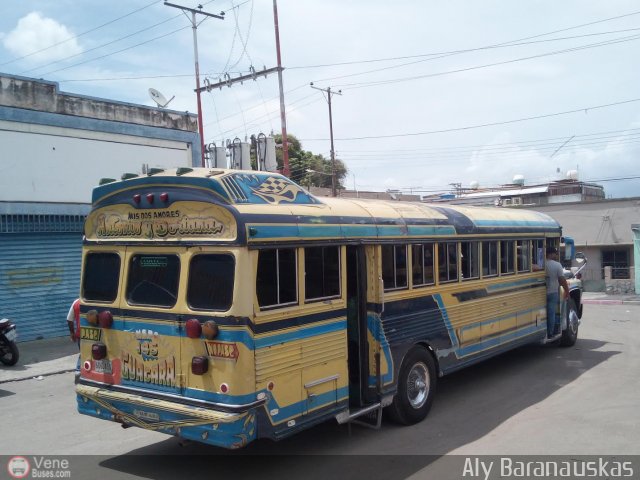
[90, 169, 561, 243]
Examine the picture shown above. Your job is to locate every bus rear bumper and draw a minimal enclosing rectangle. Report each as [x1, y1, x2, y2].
[76, 384, 257, 449]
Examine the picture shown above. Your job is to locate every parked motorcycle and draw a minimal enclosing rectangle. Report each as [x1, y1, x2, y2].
[0, 318, 19, 366]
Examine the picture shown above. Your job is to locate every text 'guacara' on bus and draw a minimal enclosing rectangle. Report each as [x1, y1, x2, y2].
[76, 168, 584, 449]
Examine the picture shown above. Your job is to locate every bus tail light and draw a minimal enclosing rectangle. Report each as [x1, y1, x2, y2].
[98, 311, 113, 328]
[92, 343, 107, 360]
[191, 356, 208, 375]
[160, 192, 169, 203]
[185, 319, 202, 338]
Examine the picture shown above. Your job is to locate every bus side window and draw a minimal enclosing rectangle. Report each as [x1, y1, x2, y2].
[382, 244, 408, 291]
[460, 241, 479, 280]
[412, 243, 434, 287]
[500, 240, 515, 275]
[257, 248, 297, 309]
[482, 241, 499, 277]
[305, 246, 340, 301]
[517, 240, 531, 272]
[438, 242, 458, 283]
[531, 239, 545, 269]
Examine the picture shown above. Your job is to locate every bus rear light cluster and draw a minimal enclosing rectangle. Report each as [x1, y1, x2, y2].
[191, 356, 208, 375]
[185, 319, 202, 338]
[92, 343, 107, 360]
[132, 193, 169, 205]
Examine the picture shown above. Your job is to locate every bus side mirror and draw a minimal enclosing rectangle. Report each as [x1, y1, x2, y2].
[575, 252, 586, 264]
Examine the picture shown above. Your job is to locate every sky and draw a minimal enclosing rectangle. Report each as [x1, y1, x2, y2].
[1, 0, 639, 198]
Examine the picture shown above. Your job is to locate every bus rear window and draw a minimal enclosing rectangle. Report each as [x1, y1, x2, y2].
[187, 254, 235, 311]
[126, 254, 180, 308]
[83, 252, 120, 302]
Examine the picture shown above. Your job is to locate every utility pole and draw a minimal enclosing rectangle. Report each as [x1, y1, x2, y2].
[164, 2, 224, 167]
[272, 0, 290, 177]
[310, 83, 342, 197]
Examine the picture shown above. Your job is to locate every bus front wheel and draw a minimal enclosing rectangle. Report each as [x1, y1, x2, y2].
[560, 299, 579, 347]
[387, 346, 437, 425]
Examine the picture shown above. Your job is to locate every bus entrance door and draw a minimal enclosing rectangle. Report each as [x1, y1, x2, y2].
[346, 245, 374, 407]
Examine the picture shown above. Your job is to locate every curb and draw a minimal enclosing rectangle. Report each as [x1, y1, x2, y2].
[582, 299, 640, 305]
[0, 368, 76, 385]
[582, 299, 623, 305]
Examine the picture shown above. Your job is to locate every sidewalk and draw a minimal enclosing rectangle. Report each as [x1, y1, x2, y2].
[0, 336, 78, 384]
[581, 292, 640, 305]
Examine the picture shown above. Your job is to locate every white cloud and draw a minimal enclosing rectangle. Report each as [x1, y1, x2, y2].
[3, 12, 82, 63]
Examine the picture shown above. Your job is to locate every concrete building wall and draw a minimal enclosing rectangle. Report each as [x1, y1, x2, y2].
[0, 120, 193, 204]
[0, 73, 201, 206]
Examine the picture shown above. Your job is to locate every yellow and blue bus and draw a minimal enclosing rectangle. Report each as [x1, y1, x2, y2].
[75, 168, 582, 449]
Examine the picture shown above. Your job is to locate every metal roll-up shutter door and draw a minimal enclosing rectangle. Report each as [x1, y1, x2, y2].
[0, 231, 83, 341]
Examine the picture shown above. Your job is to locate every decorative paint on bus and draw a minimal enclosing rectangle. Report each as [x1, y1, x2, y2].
[76, 168, 578, 449]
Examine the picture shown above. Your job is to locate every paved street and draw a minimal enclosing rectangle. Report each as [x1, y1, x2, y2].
[1, 303, 638, 479]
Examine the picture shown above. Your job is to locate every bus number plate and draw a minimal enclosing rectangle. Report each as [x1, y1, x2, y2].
[94, 359, 112, 374]
[81, 327, 102, 342]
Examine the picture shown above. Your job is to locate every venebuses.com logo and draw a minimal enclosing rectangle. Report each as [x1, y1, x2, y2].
[6, 456, 71, 478]
[7, 456, 30, 479]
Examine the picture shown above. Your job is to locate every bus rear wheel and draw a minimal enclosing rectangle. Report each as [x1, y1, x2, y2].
[387, 346, 437, 425]
[560, 299, 579, 347]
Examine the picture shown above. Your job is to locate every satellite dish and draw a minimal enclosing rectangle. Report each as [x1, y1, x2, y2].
[148, 88, 175, 108]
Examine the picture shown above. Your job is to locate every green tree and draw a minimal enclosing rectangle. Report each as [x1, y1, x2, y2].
[274, 134, 347, 190]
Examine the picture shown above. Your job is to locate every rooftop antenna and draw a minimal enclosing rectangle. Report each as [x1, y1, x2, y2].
[148, 88, 175, 108]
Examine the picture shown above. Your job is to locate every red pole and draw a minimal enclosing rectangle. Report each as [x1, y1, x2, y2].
[273, 0, 290, 176]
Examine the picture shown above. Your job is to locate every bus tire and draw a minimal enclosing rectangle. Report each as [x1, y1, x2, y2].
[387, 346, 437, 425]
[560, 298, 579, 347]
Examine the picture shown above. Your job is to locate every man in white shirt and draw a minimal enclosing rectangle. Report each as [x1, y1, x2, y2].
[545, 247, 569, 338]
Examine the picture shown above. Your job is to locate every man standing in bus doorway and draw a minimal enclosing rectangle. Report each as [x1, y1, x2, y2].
[66, 298, 80, 347]
[545, 247, 569, 339]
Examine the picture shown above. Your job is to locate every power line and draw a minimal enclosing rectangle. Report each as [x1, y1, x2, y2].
[337, 131, 640, 159]
[334, 127, 640, 154]
[15, 0, 222, 77]
[38, 25, 191, 77]
[302, 97, 640, 142]
[19, 15, 184, 75]
[331, 34, 640, 90]
[290, 8, 640, 70]
[340, 137, 640, 166]
[0, 0, 162, 67]
[306, 27, 640, 84]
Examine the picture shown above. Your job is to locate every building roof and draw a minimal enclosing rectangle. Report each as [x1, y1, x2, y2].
[458, 185, 549, 199]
